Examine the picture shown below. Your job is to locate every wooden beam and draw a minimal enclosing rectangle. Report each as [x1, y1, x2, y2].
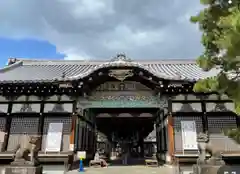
[236, 115, 240, 128]
[166, 97, 174, 164]
[167, 113, 174, 164]
[70, 114, 77, 151]
[201, 99, 208, 133]
[37, 101, 45, 150]
[3, 102, 12, 151]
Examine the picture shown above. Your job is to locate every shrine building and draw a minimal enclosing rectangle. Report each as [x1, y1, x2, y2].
[0, 53, 239, 165]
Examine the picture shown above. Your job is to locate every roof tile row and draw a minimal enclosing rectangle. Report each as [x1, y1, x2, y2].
[0, 58, 220, 83]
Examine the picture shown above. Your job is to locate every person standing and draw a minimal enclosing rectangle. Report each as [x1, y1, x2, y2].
[122, 141, 129, 165]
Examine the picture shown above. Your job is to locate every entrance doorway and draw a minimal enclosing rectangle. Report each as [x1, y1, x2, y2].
[93, 108, 159, 165]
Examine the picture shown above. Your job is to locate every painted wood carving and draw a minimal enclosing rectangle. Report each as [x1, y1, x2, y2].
[80, 81, 168, 108]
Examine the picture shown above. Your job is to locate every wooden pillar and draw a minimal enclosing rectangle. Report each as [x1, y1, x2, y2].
[156, 124, 161, 153]
[236, 115, 240, 128]
[155, 110, 160, 153]
[167, 112, 174, 164]
[166, 95, 174, 163]
[159, 111, 164, 154]
[70, 113, 77, 151]
[201, 98, 208, 133]
[85, 110, 89, 151]
[37, 101, 45, 151]
[3, 102, 13, 151]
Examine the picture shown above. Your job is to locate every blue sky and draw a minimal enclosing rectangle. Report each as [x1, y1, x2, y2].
[0, 38, 65, 67]
[0, 0, 203, 68]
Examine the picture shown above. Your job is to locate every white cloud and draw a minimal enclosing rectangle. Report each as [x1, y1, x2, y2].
[0, 0, 203, 60]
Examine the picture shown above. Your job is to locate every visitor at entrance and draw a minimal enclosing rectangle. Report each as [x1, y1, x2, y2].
[90, 149, 108, 168]
[121, 142, 129, 165]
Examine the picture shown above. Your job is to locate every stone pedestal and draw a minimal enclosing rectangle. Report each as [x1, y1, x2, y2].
[192, 164, 222, 174]
[5, 165, 42, 174]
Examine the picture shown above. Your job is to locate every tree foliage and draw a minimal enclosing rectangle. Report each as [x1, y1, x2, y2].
[191, 0, 240, 113]
[224, 128, 240, 143]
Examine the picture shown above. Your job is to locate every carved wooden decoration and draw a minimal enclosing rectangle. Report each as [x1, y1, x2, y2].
[111, 53, 131, 62]
[108, 69, 134, 81]
[96, 81, 150, 91]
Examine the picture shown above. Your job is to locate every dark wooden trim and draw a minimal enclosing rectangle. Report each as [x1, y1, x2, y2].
[236, 115, 240, 128]
[42, 112, 72, 116]
[0, 99, 232, 105]
[0, 101, 74, 104]
[167, 97, 174, 162]
[201, 100, 208, 133]
[171, 100, 201, 103]
[172, 100, 232, 103]
[70, 114, 77, 151]
[37, 102, 45, 149]
[163, 126, 167, 152]
[156, 124, 161, 152]
[3, 103, 12, 151]
[74, 116, 79, 152]
[172, 111, 236, 117]
[167, 113, 174, 163]
[172, 112, 203, 116]
[10, 112, 41, 116]
[168, 97, 172, 113]
[206, 112, 237, 116]
[156, 111, 161, 152]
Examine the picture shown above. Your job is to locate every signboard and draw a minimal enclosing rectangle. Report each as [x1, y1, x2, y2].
[0, 131, 6, 143]
[77, 151, 86, 159]
[69, 144, 74, 151]
[45, 123, 63, 152]
[181, 121, 198, 150]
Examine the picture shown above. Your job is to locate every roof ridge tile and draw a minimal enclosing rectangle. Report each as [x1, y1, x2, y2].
[15, 58, 197, 66]
[0, 60, 23, 73]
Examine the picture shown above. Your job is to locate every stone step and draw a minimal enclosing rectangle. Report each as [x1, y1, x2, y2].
[67, 165, 176, 174]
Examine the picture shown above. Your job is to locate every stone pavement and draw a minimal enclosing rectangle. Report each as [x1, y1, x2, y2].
[67, 165, 179, 174]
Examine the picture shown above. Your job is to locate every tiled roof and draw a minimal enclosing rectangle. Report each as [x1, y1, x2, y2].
[0, 56, 220, 83]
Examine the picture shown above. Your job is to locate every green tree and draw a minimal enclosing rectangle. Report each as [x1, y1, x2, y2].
[190, 0, 240, 113]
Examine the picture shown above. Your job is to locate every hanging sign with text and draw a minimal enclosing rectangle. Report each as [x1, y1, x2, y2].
[181, 120, 198, 150]
[45, 122, 63, 152]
